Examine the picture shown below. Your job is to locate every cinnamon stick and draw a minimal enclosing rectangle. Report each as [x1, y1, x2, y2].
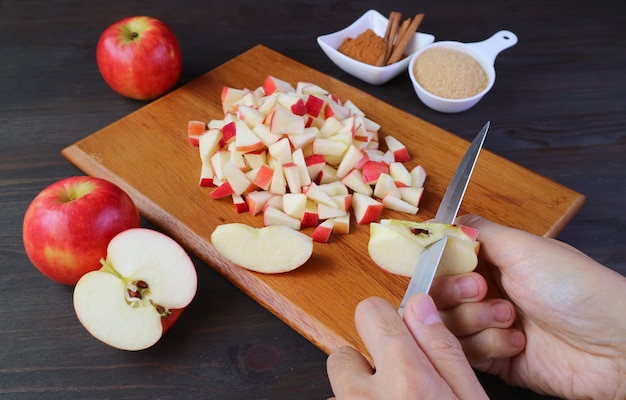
[380, 11, 401, 66]
[386, 13, 424, 65]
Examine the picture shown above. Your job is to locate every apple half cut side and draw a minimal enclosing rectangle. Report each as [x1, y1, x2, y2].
[368, 219, 480, 277]
[211, 223, 313, 273]
[73, 228, 197, 351]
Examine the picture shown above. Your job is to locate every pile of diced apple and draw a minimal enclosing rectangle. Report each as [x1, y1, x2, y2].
[188, 75, 427, 243]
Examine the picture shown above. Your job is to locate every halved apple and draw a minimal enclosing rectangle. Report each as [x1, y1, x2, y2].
[211, 223, 313, 273]
[73, 228, 197, 351]
[368, 219, 480, 277]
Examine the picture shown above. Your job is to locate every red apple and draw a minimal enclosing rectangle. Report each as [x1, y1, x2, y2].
[96, 16, 182, 101]
[23, 176, 141, 285]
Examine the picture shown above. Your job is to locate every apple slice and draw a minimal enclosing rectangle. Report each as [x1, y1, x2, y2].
[211, 223, 313, 273]
[368, 219, 480, 278]
[73, 228, 197, 351]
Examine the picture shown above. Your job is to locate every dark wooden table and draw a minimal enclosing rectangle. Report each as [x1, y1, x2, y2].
[2, 1, 625, 399]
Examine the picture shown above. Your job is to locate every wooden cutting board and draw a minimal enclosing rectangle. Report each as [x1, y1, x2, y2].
[63, 45, 584, 357]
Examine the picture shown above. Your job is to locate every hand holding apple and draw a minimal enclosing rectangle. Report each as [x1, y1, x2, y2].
[96, 16, 182, 101]
[23, 176, 141, 285]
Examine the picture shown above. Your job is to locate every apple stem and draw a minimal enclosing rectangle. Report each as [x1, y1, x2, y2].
[99, 258, 123, 279]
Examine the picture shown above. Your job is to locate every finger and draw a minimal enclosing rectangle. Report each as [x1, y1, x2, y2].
[354, 297, 425, 370]
[404, 294, 488, 398]
[459, 327, 526, 368]
[326, 345, 374, 398]
[440, 299, 517, 336]
[430, 272, 488, 309]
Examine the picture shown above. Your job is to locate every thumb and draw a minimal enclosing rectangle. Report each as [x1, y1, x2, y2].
[404, 294, 488, 399]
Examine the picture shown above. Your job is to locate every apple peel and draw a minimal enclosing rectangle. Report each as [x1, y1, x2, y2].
[211, 223, 313, 273]
[368, 219, 480, 277]
[73, 228, 197, 351]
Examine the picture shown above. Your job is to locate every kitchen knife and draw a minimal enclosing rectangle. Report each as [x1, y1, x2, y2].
[398, 121, 489, 316]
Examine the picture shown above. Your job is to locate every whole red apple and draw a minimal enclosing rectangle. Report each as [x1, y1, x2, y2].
[96, 16, 182, 101]
[23, 176, 141, 285]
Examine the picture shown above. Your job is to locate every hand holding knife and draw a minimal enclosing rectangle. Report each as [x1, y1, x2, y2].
[398, 121, 489, 316]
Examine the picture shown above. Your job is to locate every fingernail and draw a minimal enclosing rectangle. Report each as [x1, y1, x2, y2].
[511, 330, 525, 348]
[455, 275, 479, 299]
[413, 295, 442, 325]
[491, 301, 512, 323]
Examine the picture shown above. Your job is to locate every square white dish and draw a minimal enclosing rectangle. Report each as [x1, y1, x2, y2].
[317, 9, 435, 85]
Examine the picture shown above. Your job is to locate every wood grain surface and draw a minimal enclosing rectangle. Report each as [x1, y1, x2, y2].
[62, 45, 584, 357]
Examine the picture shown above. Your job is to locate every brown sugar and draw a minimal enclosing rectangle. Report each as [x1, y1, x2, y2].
[414, 47, 489, 99]
[338, 29, 387, 66]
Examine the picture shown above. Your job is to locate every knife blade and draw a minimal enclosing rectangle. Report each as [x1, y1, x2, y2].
[398, 121, 489, 316]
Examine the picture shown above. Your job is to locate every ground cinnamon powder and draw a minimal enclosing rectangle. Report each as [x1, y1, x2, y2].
[338, 29, 386, 66]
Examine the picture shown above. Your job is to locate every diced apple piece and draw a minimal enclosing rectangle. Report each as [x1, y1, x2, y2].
[319, 116, 345, 138]
[303, 181, 336, 208]
[389, 162, 412, 187]
[312, 138, 347, 157]
[252, 123, 282, 147]
[209, 150, 230, 182]
[318, 203, 347, 220]
[361, 160, 389, 185]
[209, 181, 234, 199]
[199, 129, 222, 164]
[263, 206, 301, 230]
[199, 163, 214, 187]
[373, 173, 401, 200]
[237, 105, 265, 129]
[304, 154, 326, 182]
[188, 120, 206, 146]
[263, 75, 295, 95]
[288, 127, 318, 150]
[234, 120, 264, 152]
[269, 163, 287, 195]
[304, 94, 326, 118]
[410, 165, 427, 188]
[211, 223, 312, 273]
[333, 213, 351, 234]
[244, 151, 267, 171]
[341, 169, 373, 196]
[222, 161, 252, 195]
[384, 135, 411, 162]
[246, 190, 274, 216]
[381, 194, 419, 214]
[318, 181, 349, 196]
[291, 148, 312, 187]
[336, 144, 365, 178]
[283, 162, 302, 194]
[311, 219, 334, 243]
[251, 164, 274, 191]
[282, 193, 307, 219]
[270, 104, 305, 135]
[297, 82, 329, 96]
[232, 194, 248, 214]
[317, 164, 339, 184]
[399, 186, 424, 208]
[300, 199, 320, 228]
[221, 121, 237, 145]
[352, 192, 383, 224]
[268, 137, 293, 165]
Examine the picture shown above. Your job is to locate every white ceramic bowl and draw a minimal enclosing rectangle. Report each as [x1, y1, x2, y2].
[317, 9, 435, 85]
[408, 30, 518, 113]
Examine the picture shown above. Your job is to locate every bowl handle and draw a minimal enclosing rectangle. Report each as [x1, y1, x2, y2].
[466, 30, 518, 65]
